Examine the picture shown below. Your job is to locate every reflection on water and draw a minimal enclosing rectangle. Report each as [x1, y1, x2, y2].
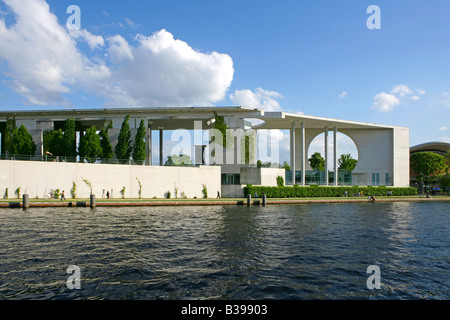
[0, 202, 448, 300]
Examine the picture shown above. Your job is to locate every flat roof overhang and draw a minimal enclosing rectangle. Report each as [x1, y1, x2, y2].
[0, 106, 407, 131]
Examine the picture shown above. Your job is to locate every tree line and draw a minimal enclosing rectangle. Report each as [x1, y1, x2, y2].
[410, 151, 449, 192]
[3, 118, 36, 156]
[308, 152, 358, 172]
[4, 115, 148, 165]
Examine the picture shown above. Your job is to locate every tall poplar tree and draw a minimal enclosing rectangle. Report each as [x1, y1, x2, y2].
[62, 118, 77, 158]
[115, 115, 133, 163]
[79, 126, 102, 163]
[46, 129, 64, 156]
[132, 119, 147, 165]
[10, 124, 36, 156]
[99, 121, 113, 161]
[4, 117, 16, 156]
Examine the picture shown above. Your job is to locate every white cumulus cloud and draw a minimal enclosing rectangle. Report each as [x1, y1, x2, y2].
[371, 84, 425, 112]
[229, 87, 283, 111]
[390, 84, 413, 98]
[0, 0, 109, 105]
[0, 0, 234, 108]
[101, 30, 234, 108]
[371, 92, 401, 112]
[338, 91, 347, 99]
[107, 34, 134, 63]
[68, 28, 105, 50]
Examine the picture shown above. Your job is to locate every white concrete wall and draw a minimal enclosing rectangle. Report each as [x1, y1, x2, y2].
[221, 167, 285, 198]
[340, 128, 394, 186]
[221, 185, 245, 198]
[260, 168, 286, 186]
[240, 167, 285, 186]
[240, 167, 261, 185]
[0, 160, 221, 199]
[392, 127, 410, 187]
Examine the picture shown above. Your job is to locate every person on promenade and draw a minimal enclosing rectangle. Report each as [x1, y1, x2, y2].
[61, 190, 66, 201]
[217, 191, 220, 199]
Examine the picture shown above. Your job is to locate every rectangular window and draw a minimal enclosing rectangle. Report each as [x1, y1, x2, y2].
[221, 174, 241, 185]
[372, 173, 380, 186]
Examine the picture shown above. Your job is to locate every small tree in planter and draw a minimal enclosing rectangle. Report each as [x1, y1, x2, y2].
[136, 178, 142, 199]
[82, 177, 93, 195]
[276, 176, 284, 187]
[71, 181, 77, 199]
[202, 184, 208, 198]
[15, 187, 21, 198]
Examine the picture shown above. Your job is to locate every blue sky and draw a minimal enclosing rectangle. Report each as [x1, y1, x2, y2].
[0, 0, 449, 160]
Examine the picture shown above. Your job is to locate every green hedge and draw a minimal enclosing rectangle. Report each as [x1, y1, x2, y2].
[244, 185, 417, 198]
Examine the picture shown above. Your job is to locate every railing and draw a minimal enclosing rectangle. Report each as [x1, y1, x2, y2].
[285, 169, 394, 187]
[0, 154, 150, 165]
[0, 154, 203, 167]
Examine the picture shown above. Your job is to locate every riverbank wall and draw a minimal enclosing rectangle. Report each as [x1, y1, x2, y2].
[1, 196, 448, 209]
[0, 160, 221, 200]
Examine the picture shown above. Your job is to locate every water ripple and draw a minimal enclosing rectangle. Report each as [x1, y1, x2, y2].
[0, 202, 449, 300]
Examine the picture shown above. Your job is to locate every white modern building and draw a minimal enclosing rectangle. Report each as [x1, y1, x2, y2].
[0, 106, 410, 198]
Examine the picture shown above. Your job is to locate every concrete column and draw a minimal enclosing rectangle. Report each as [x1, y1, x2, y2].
[29, 130, 44, 159]
[324, 126, 328, 186]
[40, 130, 44, 159]
[159, 129, 164, 166]
[147, 122, 152, 166]
[334, 126, 338, 186]
[290, 121, 296, 185]
[301, 122, 306, 186]
[36, 120, 53, 159]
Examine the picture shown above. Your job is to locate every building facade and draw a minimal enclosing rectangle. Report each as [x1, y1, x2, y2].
[0, 106, 411, 197]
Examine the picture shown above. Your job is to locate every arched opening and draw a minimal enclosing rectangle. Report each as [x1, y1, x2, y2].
[306, 131, 359, 185]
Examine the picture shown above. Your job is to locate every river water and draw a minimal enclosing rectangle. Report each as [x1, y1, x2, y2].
[0, 201, 448, 300]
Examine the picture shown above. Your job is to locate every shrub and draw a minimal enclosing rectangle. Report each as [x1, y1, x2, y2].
[276, 176, 284, 187]
[202, 184, 208, 198]
[243, 186, 417, 198]
[71, 181, 77, 199]
[15, 187, 21, 198]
